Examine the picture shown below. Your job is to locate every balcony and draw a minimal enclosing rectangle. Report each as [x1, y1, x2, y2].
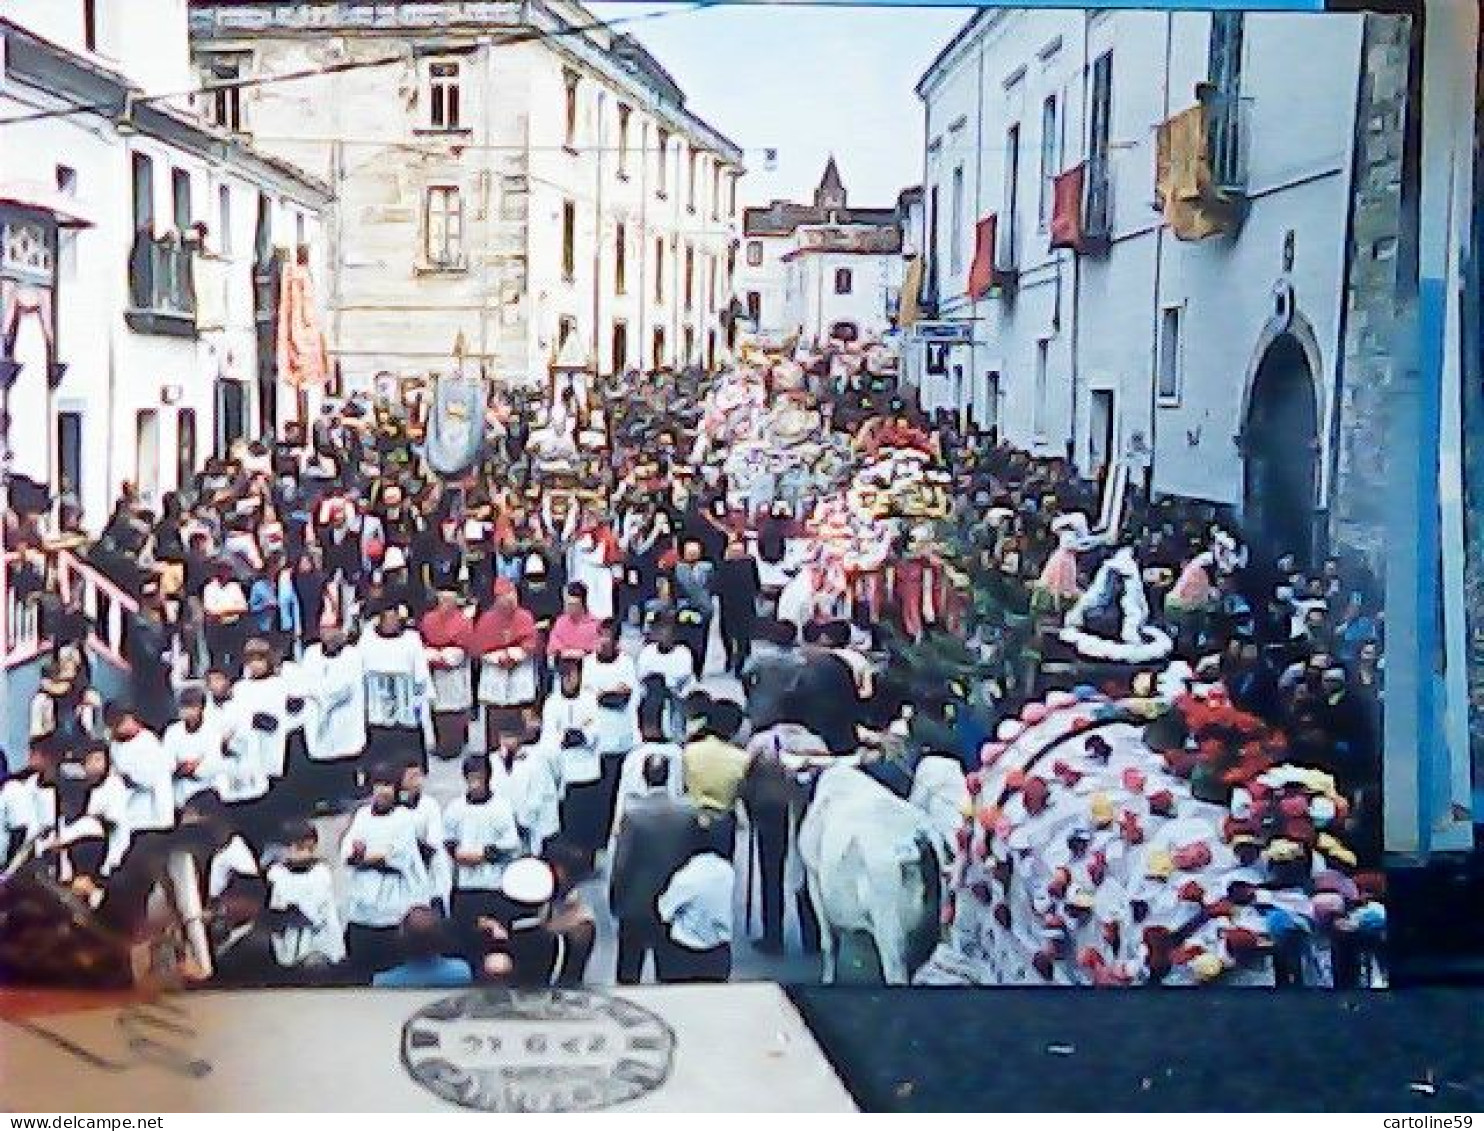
[125, 232, 197, 337]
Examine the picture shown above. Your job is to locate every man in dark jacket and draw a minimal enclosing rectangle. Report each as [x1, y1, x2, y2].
[608, 753, 699, 984]
[716, 535, 761, 677]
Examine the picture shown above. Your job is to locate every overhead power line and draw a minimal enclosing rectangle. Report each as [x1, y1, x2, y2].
[0, 1, 719, 128]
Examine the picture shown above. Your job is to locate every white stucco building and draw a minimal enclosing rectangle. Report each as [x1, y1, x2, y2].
[911, 8, 1375, 564]
[738, 159, 905, 346]
[189, 0, 744, 388]
[1, 0, 330, 527]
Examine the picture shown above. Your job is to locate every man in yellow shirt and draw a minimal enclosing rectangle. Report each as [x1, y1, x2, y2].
[681, 696, 750, 843]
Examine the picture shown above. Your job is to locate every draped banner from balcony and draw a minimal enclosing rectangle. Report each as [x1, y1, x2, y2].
[1049, 163, 1088, 253]
[275, 259, 329, 390]
[1154, 103, 1240, 242]
[966, 213, 998, 300]
[898, 256, 924, 328]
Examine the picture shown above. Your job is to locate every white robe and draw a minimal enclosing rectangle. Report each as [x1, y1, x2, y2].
[110, 731, 175, 833]
[213, 695, 270, 804]
[568, 536, 616, 620]
[443, 793, 522, 892]
[426, 646, 474, 714]
[358, 630, 433, 733]
[582, 653, 639, 757]
[1, 777, 52, 868]
[490, 748, 563, 855]
[266, 861, 346, 967]
[162, 719, 226, 808]
[209, 835, 260, 900]
[231, 674, 292, 781]
[340, 803, 422, 928]
[405, 794, 452, 909]
[539, 689, 601, 786]
[300, 645, 368, 762]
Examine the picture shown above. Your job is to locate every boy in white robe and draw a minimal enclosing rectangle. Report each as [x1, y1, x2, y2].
[163, 687, 224, 809]
[105, 703, 175, 837]
[358, 604, 433, 772]
[37, 741, 129, 887]
[541, 659, 604, 859]
[232, 640, 292, 783]
[400, 763, 452, 914]
[489, 717, 563, 856]
[341, 760, 424, 979]
[266, 820, 346, 970]
[297, 629, 367, 812]
[636, 617, 695, 742]
[443, 755, 521, 959]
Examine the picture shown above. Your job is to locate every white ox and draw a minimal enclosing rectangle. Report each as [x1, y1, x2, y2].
[798, 758, 968, 985]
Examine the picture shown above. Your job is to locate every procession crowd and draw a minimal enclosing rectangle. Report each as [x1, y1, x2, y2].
[0, 346, 1386, 989]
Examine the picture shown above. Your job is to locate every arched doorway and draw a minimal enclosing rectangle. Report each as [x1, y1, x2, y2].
[1242, 332, 1319, 567]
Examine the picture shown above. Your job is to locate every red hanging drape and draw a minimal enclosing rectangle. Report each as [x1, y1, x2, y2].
[966, 213, 998, 300]
[1049, 164, 1086, 253]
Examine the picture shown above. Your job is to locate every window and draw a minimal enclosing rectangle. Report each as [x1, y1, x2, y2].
[617, 104, 632, 173]
[1158, 305, 1182, 401]
[612, 321, 629, 373]
[1003, 124, 1021, 268]
[1207, 12, 1246, 188]
[684, 326, 696, 366]
[558, 316, 577, 349]
[295, 211, 306, 250]
[834, 268, 853, 295]
[425, 186, 465, 269]
[253, 191, 271, 265]
[746, 291, 761, 324]
[1086, 52, 1114, 236]
[949, 166, 964, 275]
[707, 255, 716, 309]
[652, 326, 666, 369]
[615, 222, 627, 294]
[1034, 339, 1050, 436]
[687, 146, 698, 211]
[57, 411, 83, 501]
[83, 0, 98, 52]
[218, 184, 232, 255]
[926, 343, 949, 376]
[205, 55, 245, 132]
[177, 409, 198, 490]
[711, 163, 721, 220]
[656, 129, 669, 196]
[136, 410, 160, 502]
[707, 329, 717, 371]
[427, 59, 462, 130]
[171, 168, 192, 231]
[563, 69, 580, 148]
[728, 171, 738, 217]
[654, 238, 665, 302]
[1039, 95, 1059, 230]
[726, 243, 736, 281]
[926, 184, 940, 301]
[684, 244, 694, 309]
[561, 200, 576, 281]
[746, 240, 763, 267]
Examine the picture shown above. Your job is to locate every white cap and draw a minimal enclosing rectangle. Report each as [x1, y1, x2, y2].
[500, 857, 555, 905]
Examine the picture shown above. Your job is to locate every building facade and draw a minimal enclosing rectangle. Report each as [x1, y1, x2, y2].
[189, 0, 744, 389]
[738, 159, 905, 346]
[1, 0, 330, 528]
[911, 8, 1381, 569]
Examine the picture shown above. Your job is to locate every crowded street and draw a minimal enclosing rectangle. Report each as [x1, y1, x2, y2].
[0, 0, 1415, 999]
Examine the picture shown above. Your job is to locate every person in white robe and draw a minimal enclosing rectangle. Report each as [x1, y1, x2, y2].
[104, 704, 175, 837]
[341, 761, 424, 980]
[443, 754, 522, 959]
[400, 763, 452, 914]
[636, 618, 696, 742]
[541, 659, 605, 858]
[231, 640, 292, 783]
[266, 820, 346, 970]
[358, 604, 433, 772]
[489, 719, 563, 856]
[565, 510, 617, 622]
[36, 742, 129, 887]
[162, 687, 225, 809]
[297, 629, 367, 811]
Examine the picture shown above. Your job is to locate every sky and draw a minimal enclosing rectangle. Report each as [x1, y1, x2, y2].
[589, 2, 971, 209]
